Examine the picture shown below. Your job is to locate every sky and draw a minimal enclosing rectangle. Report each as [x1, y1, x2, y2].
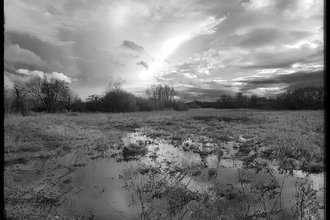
[4, 0, 324, 101]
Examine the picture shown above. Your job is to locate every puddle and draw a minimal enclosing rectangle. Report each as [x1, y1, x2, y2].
[123, 130, 325, 220]
[6, 147, 142, 219]
[5, 128, 325, 219]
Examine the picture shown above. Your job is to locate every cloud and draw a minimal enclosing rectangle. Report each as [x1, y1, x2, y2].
[157, 75, 228, 90]
[4, 0, 91, 45]
[16, 69, 72, 83]
[4, 0, 323, 100]
[4, 71, 15, 88]
[303, 49, 324, 64]
[66, 56, 91, 63]
[274, 0, 300, 12]
[5, 44, 46, 66]
[183, 73, 197, 79]
[143, 33, 153, 37]
[114, 61, 125, 67]
[120, 53, 140, 59]
[229, 28, 312, 48]
[6, 32, 67, 63]
[169, 58, 220, 77]
[136, 61, 148, 70]
[122, 40, 145, 53]
[237, 43, 317, 69]
[50, 72, 73, 83]
[174, 0, 322, 55]
[242, 0, 276, 11]
[236, 70, 323, 91]
[176, 87, 233, 101]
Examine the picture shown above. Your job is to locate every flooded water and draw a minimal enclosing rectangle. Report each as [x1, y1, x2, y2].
[6, 128, 325, 219]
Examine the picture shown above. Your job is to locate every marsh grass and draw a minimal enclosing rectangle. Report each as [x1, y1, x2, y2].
[123, 161, 204, 219]
[123, 159, 287, 220]
[291, 177, 324, 220]
[4, 113, 132, 219]
[4, 109, 324, 219]
[4, 180, 60, 220]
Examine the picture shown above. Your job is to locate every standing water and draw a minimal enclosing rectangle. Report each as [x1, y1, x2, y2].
[5, 128, 324, 219]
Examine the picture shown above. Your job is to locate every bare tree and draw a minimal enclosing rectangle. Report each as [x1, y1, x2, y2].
[11, 82, 31, 115]
[26, 76, 44, 106]
[218, 94, 233, 108]
[145, 85, 157, 100]
[71, 96, 85, 112]
[26, 76, 69, 112]
[145, 84, 176, 109]
[4, 86, 14, 115]
[105, 76, 124, 93]
[85, 94, 102, 112]
[60, 86, 77, 112]
[156, 84, 163, 101]
[273, 86, 324, 110]
[235, 92, 244, 108]
[250, 95, 259, 108]
[162, 85, 176, 107]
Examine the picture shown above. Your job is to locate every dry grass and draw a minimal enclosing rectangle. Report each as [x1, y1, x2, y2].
[5, 108, 324, 172]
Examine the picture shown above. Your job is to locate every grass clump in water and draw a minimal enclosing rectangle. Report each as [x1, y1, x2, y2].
[122, 143, 149, 161]
[291, 178, 324, 220]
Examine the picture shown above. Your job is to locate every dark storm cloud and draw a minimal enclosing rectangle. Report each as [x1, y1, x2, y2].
[237, 70, 324, 92]
[121, 40, 145, 53]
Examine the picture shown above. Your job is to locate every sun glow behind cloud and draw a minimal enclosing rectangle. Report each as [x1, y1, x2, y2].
[137, 34, 188, 79]
[160, 34, 191, 60]
[138, 15, 227, 80]
[138, 34, 191, 80]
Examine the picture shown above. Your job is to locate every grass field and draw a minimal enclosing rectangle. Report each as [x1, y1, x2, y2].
[4, 109, 325, 219]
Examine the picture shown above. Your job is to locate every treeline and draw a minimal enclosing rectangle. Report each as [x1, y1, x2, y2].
[4, 78, 189, 116]
[215, 93, 275, 109]
[4, 76, 78, 116]
[271, 86, 324, 110]
[83, 83, 188, 112]
[186, 85, 324, 110]
[4, 76, 323, 116]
